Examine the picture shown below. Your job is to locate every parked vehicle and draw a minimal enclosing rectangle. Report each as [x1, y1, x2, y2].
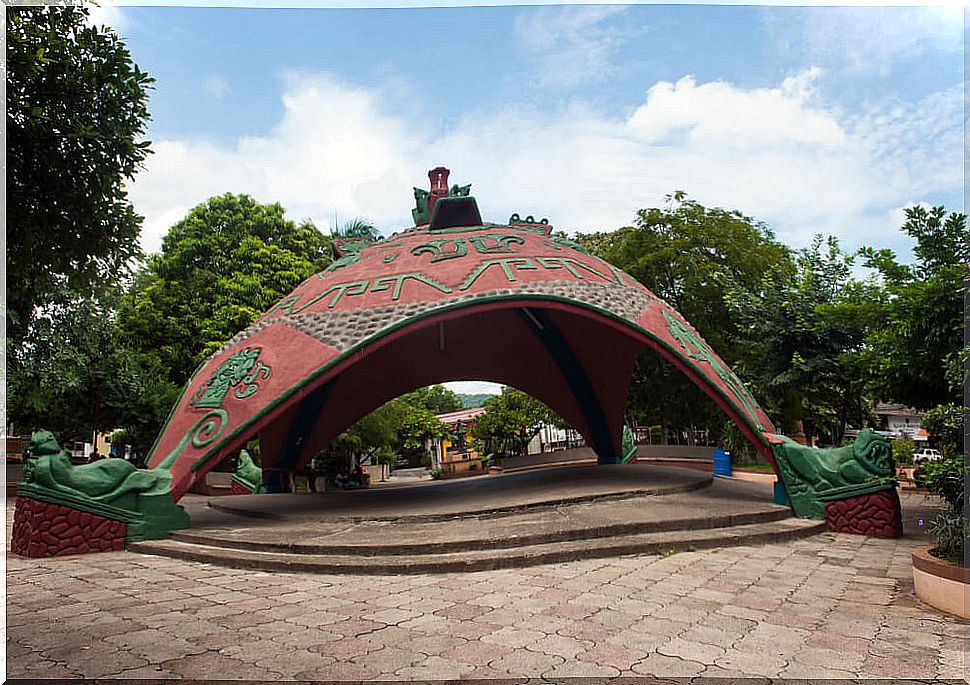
[914, 447, 943, 464]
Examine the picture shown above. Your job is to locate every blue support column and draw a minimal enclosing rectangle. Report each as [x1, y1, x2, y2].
[263, 380, 335, 492]
[518, 308, 618, 463]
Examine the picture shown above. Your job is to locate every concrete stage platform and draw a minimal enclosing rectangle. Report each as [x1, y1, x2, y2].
[131, 464, 825, 574]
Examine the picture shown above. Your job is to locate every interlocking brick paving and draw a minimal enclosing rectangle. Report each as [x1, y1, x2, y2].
[6, 492, 968, 680]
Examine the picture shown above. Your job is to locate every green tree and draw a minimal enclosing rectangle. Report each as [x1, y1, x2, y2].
[333, 218, 380, 240]
[116, 194, 332, 385]
[314, 402, 402, 477]
[8, 285, 178, 454]
[397, 403, 450, 464]
[726, 235, 881, 444]
[579, 192, 792, 442]
[469, 387, 560, 457]
[399, 385, 463, 415]
[861, 205, 967, 409]
[920, 404, 963, 458]
[7, 5, 153, 345]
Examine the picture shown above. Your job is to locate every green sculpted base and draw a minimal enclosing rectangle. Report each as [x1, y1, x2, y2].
[769, 429, 897, 519]
[17, 431, 189, 542]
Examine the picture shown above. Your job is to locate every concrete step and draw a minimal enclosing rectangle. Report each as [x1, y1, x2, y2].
[168, 506, 792, 555]
[130, 517, 825, 575]
[205, 472, 714, 523]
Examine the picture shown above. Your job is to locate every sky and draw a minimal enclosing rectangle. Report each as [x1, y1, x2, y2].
[91, 1, 964, 395]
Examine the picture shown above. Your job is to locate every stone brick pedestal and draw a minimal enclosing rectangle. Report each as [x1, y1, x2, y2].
[11, 497, 127, 557]
[823, 489, 903, 538]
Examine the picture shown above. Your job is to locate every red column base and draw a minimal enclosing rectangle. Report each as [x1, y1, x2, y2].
[823, 489, 903, 538]
[11, 497, 128, 557]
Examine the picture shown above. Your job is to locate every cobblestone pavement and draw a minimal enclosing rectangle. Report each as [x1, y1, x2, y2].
[6, 493, 968, 680]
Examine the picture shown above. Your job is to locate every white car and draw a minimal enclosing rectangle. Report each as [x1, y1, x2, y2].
[914, 447, 943, 464]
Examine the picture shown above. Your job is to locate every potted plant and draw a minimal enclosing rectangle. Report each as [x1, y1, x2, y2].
[911, 404, 967, 617]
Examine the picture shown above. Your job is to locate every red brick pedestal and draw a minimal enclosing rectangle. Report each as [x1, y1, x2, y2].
[824, 489, 903, 538]
[11, 497, 128, 557]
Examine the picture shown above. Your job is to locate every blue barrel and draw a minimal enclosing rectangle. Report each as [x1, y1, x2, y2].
[773, 480, 791, 506]
[712, 448, 731, 477]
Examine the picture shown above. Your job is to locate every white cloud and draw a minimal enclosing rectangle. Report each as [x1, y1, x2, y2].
[443, 381, 503, 396]
[128, 69, 962, 259]
[627, 68, 844, 149]
[85, 1, 129, 34]
[764, 6, 963, 78]
[203, 74, 231, 99]
[512, 5, 634, 89]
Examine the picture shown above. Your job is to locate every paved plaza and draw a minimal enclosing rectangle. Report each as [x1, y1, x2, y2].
[6, 491, 968, 681]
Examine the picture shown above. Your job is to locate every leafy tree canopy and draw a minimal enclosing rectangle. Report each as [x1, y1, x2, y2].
[116, 193, 332, 385]
[332, 218, 381, 241]
[7, 5, 153, 341]
[860, 205, 966, 409]
[579, 192, 793, 443]
[726, 235, 881, 443]
[9, 284, 178, 453]
[399, 384, 463, 415]
[469, 387, 562, 457]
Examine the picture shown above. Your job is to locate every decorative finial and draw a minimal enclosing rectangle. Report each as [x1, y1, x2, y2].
[413, 166, 474, 226]
[427, 167, 451, 218]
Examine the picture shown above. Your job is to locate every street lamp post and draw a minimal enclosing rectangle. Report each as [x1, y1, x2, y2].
[92, 369, 106, 458]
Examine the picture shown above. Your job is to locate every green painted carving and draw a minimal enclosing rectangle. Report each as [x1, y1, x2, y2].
[509, 213, 549, 226]
[451, 183, 472, 197]
[621, 425, 637, 464]
[190, 348, 271, 409]
[165, 409, 229, 471]
[322, 252, 362, 275]
[297, 280, 370, 311]
[546, 235, 592, 256]
[372, 273, 453, 300]
[536, 256, 625, 286]
[469, 233, 526, 254]
[770, 429, 896, 519]
[412, 238, 468, 262]
[459, 257, 538, 291]
[231, 449, 264, 494]
[18, 431, 189, 541]
[412, 187, 432, 225]
[332, 237, 376, 257]
[265, 294, 303, 318]
[662, 310, 764, 430]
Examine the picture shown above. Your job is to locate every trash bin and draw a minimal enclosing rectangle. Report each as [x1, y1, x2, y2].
[773, 480, 791, 506]
[712, 448, 731, 477]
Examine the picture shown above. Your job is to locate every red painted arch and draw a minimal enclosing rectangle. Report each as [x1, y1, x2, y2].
[147, 219, 777, 500]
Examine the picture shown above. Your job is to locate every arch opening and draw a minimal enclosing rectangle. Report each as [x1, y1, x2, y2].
[178, 298, 773, 500]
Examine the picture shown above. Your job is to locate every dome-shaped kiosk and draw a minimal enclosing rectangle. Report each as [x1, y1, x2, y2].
[11, 168, 902, 557]
[148, 167, 778, 499]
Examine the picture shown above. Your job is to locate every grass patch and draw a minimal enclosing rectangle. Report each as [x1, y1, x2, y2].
[734, 462, 775, 472]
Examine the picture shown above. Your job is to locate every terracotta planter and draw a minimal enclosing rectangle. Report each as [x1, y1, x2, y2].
[912, 546, 969, 618]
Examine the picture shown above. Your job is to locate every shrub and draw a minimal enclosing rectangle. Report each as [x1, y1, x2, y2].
[922, 403, 962, 457]
[921, 451, 965, 565]
[429, 467, 442, 480]
[929, 508, 967, 564]
[892, 438, 915, 466]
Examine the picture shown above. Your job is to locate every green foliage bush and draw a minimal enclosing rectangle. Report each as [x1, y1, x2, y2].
[429, 467, 443, 480]
[929, 508, 967, 565]
[891, 438, 915, 466]
[921, 451, 965, 565]
[921, 403, 963, 457]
